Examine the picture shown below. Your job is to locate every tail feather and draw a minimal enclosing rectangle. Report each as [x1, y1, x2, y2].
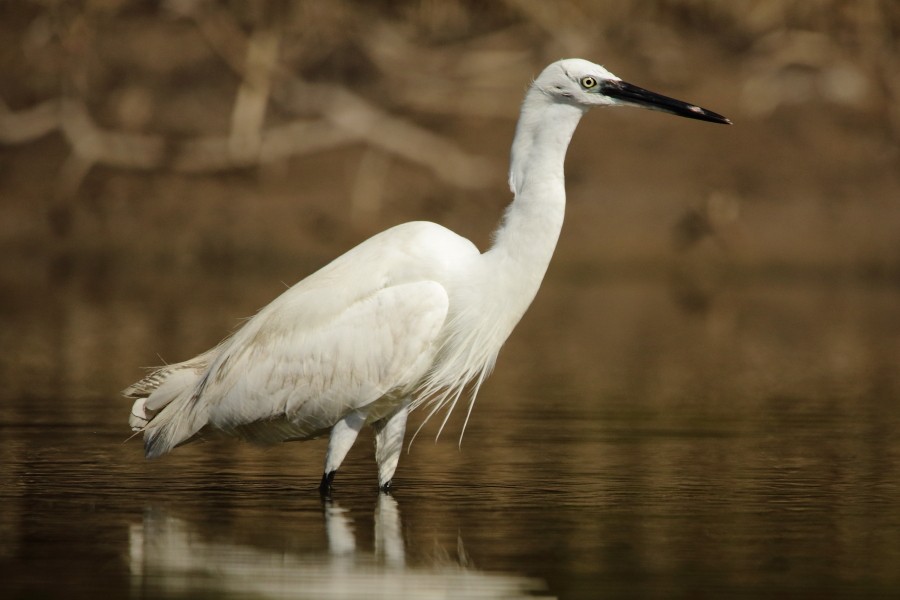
[123, 363, 210, 458]
[129, 397, 152, 431]
[142, 390, 209, 458]
[123, 367, 176, 400]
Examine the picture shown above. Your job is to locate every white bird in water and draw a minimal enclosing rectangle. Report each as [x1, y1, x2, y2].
[126, 58, 730, 494]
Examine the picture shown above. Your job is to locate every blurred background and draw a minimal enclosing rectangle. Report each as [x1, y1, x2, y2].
[1, 0, 899, 398]
[1, 1, 900, 598]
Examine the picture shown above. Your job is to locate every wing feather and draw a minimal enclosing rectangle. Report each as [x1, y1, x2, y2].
[200, 280, 450, 442]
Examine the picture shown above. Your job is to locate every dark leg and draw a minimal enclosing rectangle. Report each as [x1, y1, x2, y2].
[319, 470, 336, 497]
[320, 410, 366, 496]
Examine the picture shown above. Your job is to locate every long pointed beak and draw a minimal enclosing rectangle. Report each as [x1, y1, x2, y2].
[600, 79, 731, 125]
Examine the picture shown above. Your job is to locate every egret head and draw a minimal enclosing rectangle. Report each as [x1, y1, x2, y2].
[534, 58, 731, 124]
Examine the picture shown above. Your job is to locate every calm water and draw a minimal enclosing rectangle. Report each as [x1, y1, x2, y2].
[2, 258, 899, 598]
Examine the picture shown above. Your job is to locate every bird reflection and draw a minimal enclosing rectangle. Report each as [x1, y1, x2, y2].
[129, 494, 550, 599]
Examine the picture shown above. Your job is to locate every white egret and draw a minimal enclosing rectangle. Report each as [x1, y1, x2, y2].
[126, 58, 730, 493]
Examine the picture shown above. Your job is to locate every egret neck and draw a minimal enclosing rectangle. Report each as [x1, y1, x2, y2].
[487, 87, 587, 322]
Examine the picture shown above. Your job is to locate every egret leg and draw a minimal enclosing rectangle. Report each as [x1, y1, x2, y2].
[320, 410, 367, 495]
[372, 406, 408, 492]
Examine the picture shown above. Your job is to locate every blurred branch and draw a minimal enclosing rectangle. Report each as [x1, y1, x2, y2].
[0, 95, 356, 175]
[277, 78, 494, 189]
[0, 3, 496, 196]
[60, 100, 165, 169]
[0, 99, 61, 144]
[228, 28, 281, 161]
[175, 119, 354, 172]
[358, 22, 531, 119]
[191, 6, 495, 188]
[0, 90, 486, 182]
[3, 0, 898, 199]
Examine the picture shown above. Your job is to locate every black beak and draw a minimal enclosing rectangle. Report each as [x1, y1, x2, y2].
[600, 79, 731, 125]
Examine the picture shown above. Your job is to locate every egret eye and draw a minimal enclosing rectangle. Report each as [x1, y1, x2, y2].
[580, 76, 598, 89]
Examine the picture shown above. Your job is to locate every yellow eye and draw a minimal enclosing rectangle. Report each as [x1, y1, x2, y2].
[580, 76, 597, 89]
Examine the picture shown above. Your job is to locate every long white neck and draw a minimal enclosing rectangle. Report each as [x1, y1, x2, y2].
[486, 87, 586, 316]
[414, 87, 587, 430]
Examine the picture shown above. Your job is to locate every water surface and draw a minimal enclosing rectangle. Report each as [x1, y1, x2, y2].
[2, 261, 899, 598]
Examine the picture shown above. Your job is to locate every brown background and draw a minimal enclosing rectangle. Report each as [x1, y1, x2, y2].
[2, 1, 898, 271]
[1, 1, 898, 403]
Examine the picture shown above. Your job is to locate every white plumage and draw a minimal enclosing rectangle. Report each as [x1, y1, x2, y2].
[125, 58, 729, 493]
